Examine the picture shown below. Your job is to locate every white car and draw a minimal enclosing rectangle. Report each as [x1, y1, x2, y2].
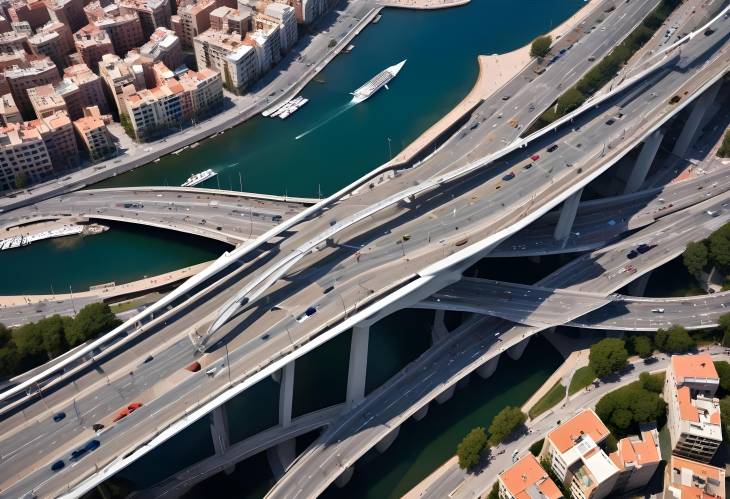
[651, 308, 665, 314]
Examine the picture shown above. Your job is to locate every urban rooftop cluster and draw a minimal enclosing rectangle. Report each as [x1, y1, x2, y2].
[0, 0, 322, 191]
[497, 354, 726, 499]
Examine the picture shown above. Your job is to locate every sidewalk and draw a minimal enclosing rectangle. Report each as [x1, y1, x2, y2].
[520, 348, 588, 415]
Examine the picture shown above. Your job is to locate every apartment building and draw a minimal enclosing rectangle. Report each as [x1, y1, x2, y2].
[36, 21, 74, 57]
[45, 0, 87, 32]
[27, 109, 78, 168]
[609, 425, 661, 495]
[497, 453, 563, 499]
[92, 9, 146, 56]
[5, 57, 60, 119]
[7, 0, 49, 31]
[664, 354, 722, 463]
[139, 27, 182, 70]
[98, 53, 145, 115]
[73, 26, 114, 71]
[119, 0, 171, 38]
[664, 456, 725, 499]
[0, 121, 52, 191]
[28, 30, 68, 70]
[0, 92, 20, 125]
[299, 0, 325, 24]
[172, 0, 216, 47]
[540, 409, 620, 499]
[249, 16, 279, 71]
[209, 5, 249, 35]
[263, 2, 296, 53]
[27, 83, 67, 117]
[61, 63, 109, 118]
[124, 63, 221, 137]
[0, 30, 28, 55]
[193, 29, 257, 91]
[73, 105, 114, 160]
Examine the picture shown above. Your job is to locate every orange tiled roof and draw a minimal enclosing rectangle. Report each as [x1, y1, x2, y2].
[547, 409, 609, 454]
[499, 453, 562, 499]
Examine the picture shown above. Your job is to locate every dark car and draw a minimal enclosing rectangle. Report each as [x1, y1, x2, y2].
[52, 412, 66, 422]
[626, 250, 639, 259]
[547, 144, 559, 153]
[70, 447, 87, 461]
[305, 307, 317, 317]
[531, 154, 540, 161]
[84, 439, 101, 452]
[502, 172, 515, 181]
[637, 243, 656, 254]
[272, 215, 283, 222]
[523, 163, 532, 170]
[92, 423, 105, 432]
[51, 460, 65, 472]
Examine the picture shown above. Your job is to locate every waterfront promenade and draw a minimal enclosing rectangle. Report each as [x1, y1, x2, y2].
[389, 0, 604, 166]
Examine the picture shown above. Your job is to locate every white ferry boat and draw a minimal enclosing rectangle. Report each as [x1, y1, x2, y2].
[181, 169, 217, 187]
[351, 60, 406, 104]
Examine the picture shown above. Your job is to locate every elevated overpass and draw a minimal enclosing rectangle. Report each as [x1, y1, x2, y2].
[0, 6, 727, 497]
[266, 164, 730, 499]
[0, 187, 313, 245]
[421, 278, 730, 331]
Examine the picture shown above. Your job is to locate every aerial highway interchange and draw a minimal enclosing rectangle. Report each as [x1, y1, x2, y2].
[0, 1, 729, 497]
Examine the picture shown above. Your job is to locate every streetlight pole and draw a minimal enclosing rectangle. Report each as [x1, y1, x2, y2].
[387, 137, 392, 160]
[68, 284, 77, 314]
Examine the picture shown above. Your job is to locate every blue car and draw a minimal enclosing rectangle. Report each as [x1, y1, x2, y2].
[51, 460, 65, 472]
[52, 412, 66, 422]
[84, 439, 101, 452]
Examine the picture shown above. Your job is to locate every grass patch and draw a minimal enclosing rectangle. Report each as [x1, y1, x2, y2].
[528, 382, 565, 419]
[109, 293, 163, 314]
[568, 366, 596, 395]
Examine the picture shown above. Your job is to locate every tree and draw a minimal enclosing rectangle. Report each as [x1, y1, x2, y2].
[530, 35, 552, 58]
[639, 372, 664, 394]
[457, 427, 488, 470]
[589, 338, 628, 378]
[683, 241, 708, 277]
[631, 336, 653, 359]
[718, 130, 730, 158]
[555, 87, 586, 116]
[656, 325, 694, 354]
[488, 406, 526, 446]
[714, 361, 730, 397]
[14, 171, 29, 189]
[0, 323, 10, 348]
[709, 229, 730, 270]
[64, 303, 121, 347]
[119, 113, 136, 141]
[529, 438, 544, 457]
[720, 397, 730, 441]
[486, 481, 499, 499]
[38, 315, 67, 359]
[596, 381, 666, 436]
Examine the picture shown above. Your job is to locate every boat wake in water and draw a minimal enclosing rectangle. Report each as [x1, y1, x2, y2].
[295, 101, 356, 140]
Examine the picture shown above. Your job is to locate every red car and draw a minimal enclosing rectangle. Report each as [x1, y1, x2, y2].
[531, 154, 540, 161]
[112, 402, 143, 422]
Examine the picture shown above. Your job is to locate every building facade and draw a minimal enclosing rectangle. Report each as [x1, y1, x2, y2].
[664, 354, 722, 463]
[0, 121, 52, 191]
[5, 57, 60, 119]
[73, 105, 114, 160]
[193, 29, 257, 91]
[73, 26, 114, 71]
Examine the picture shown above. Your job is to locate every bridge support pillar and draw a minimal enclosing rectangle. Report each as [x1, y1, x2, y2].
[553, 188, 583, 241]
[267, 361, 297, 478]
[507, 337, 531, 361]
[413, 403, 429, 421]
[346, 324, 370, 407]
[477, 355, 500, 379]
[431, 309, 449, 343]
[209, 405, 234, 474]
[673, 80, 721, 158]
[627, 271, 651, 297]
[624, 130, 664, 194]
[528, 255, 541, 264]
[335, 466, 355, 488]
[435, 385, 455, 404]
[375, 426, 400, 454]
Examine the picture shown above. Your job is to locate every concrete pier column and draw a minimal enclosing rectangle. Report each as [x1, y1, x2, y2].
[346, 324, 370, 407]
[624, 130, 664, 193]
[476, 355, 500, 379]
[435, 385, 456, 404]
[528, 255, 541, 264]
[209, 405, 234, 474]
[507, 337, 531, 360]
[431, 309, 449, 343]
[457, 375, 470, 390]
[553, 188, 583, 241]
[267, 438, 296, 479]
[375, 426, 400, 453]
[627, 271, 651, 297]
[278, 361, 295, 427]
[412, 404, 429, 421]
[672, 81, 721, 158]
[334, 466, 354, 488]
